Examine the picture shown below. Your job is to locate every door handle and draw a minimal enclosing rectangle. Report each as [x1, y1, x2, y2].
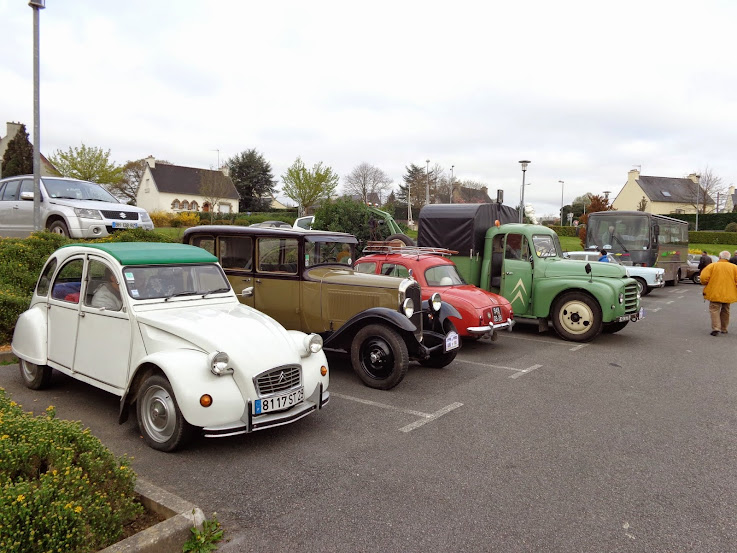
[79, 312, 85, 317]
[505, 271, 513, 275]
[242, 287, 254, 298]
[255, 279, 261, 283]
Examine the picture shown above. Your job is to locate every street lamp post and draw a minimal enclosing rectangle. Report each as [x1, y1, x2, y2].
[518, 160, 531, 223]
[695, 184, 700, 231]
[449, 165, 454, 204]
[407, 179, 413, 225]
[559, 180, 565, 225]
[30, 0, 45, 231]
[425, 159, 430, 206]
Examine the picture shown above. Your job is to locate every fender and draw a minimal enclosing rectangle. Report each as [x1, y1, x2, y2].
[11, 305, 48, 366]
[118, 349, 246, 428]
[322, 307, 416, 350]
[421, 300, 461, 331]
[532, 279, 625, 322]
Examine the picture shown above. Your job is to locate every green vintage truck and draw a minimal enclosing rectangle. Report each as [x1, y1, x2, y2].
[417, 204, 643, 342]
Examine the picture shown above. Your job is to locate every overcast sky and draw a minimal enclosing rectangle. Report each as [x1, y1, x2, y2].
[2, 0, 736, 217]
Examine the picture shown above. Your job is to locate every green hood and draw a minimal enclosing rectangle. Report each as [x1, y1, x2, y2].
[542, 258, 628, 279]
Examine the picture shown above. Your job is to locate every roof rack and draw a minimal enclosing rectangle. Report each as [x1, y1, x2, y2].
[363, 241, 458, 256]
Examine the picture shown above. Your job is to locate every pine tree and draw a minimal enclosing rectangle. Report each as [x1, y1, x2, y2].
[1, 124, 33, 177]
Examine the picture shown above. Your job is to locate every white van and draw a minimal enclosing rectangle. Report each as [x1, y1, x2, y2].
[0, 175, 154, 238]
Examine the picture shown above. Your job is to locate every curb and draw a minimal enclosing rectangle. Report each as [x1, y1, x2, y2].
[101, 478, 205, 553]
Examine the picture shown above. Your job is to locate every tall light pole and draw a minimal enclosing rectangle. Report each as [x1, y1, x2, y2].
[518, 160, 531, 223]
[407, 180, 413, 225]
[559, 180, 565, 225]
[695, 183, 700, 231]
[30, 0, 46, 231]
[425, 159, 430, 205]
[449, 165, 454, 203]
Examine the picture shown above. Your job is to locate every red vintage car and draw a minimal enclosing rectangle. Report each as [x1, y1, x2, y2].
[355, 244, 514, 340]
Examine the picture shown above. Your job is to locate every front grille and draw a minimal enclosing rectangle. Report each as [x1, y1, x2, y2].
[100, 210, 140, 221]
[624, 282, 639, 313]
[254, 365, 302, 396]
[406, 281, 422, 340]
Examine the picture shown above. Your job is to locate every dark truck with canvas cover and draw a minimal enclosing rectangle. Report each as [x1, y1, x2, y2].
[417, 204, 643, 342]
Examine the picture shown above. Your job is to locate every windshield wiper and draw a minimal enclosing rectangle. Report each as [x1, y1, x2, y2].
[164, 290, 199, 301]
[202, 287, 230, 298]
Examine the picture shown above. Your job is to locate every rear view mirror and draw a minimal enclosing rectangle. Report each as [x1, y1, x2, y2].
[585, 263, 592, 274]
[20, 191, 35, 201]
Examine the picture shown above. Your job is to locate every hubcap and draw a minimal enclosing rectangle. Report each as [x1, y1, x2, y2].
[360, 338, 394, 380]
[559, 300, 594, 335]
[22, 360, 38, 381]
[141, 385, 177, 443]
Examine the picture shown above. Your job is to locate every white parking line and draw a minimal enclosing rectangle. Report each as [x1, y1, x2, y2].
[331, 393, 463, 433]
[509, 364, 543, 379]
[503, 334, 590, 352]
[456, 359, 546, 378]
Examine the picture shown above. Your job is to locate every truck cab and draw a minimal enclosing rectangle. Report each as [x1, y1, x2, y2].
[418, 204, 643, 342]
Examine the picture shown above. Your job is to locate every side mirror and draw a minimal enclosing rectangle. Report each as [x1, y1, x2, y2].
[585, 263, 592, 274]
[20, 191, 35, 201]
[241, 287, 254, 298]
[653, 224, 660, 236]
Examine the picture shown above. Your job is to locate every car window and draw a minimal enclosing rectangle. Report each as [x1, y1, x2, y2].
[381, 263, 410, 278]
[190, 235, 215, 255]
[354, 262, 376, 274]
[36, 257, 58, 297]
[219, 236, 252, 270]
[1, 179, 20, 201]
[123, 264, 227, 299]
[51, 259, 84, 304]
[531, 235, 557, 257]
[43, 178, 119, 202]
[425, 264, 465, 286]
[505, 234, 529, 260]
[304, 240, 354, 266]
[257, 237, 298, 274]
[84, 259, 123, 311]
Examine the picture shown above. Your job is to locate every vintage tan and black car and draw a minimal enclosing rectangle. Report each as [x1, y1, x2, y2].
[183, 226, 461, 390]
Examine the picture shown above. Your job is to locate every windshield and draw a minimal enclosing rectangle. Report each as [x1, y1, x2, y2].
[122, 263, 230, 300]
[43, 178, 119, 203]
[586, 214, 651, 252]
[532, 234, 560, 258]
[424, 264, 465, 286]
[305, 241, 355, 266]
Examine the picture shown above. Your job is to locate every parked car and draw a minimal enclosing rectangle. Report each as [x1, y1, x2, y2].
[0, 175, 154, 238]
[355, 244, 514, 341]
[182, 225, 461, 390]
[248, 220, 292, 229]
[565, 251, 665, 295]
[11, 242, 330, 452]
[293, 215, 314, 230]
[684, 253, 718, 284]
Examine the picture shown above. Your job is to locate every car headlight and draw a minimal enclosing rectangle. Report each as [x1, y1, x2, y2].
[140, 211, 152, 223]
[431, 292, 442, 312]
[73, 207, 102, 220]
[402, 298, 414, 318]
[304, 333, 323, 353]
[618, 292, 624, 304]
[209, 351, 233, 376]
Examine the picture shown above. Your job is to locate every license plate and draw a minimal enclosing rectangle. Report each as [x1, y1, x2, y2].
[254, 388, 304, 414]
[492, 306, 503, 323]
[112, 221, 138, 229]
[445, 331, 459, 352]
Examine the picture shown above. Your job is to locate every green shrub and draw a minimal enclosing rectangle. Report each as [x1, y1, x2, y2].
[148, 210, 172, 228]
[313, 199, 384, 254]
[92, 228, 177, 244]
[689, 231, 737, 245]
[0, 389, 143, 552]
[725, 222, 737, 233]
[547, 225, 579, 237]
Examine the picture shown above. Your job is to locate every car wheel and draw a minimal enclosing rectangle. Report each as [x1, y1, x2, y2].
[19, 359, 52, 390]
[351, 324, 409, 390]
[386, 233, 415, 246]
[419, 320, 460, 368]
[693, 272, 701, 284]
[633, 277, 649, 296]
[47, 220, 70, 237]
[551, 292, 602, 342]
[602, 321, 629, 333]
[136, 374, 192, 452]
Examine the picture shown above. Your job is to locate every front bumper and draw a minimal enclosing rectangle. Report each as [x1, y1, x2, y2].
[201, 383, 329, 438]
[649, 281, 665, 289]
[466, 317, 515, 336]
[615, 306, 645, 324]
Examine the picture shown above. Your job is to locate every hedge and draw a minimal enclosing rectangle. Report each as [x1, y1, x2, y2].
[0, 389, 142, 552]
[545, 225, 580, 237]
[668, 212, 737, 231]
[689, 231, 737, 245]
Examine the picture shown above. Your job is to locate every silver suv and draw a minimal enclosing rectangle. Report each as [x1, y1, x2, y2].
[0, 175, 153, 238]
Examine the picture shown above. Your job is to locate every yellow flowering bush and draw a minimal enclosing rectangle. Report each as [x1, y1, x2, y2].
[0, 388, 142, 552]
[172, 212, 201, 228]
[147, 209, 172, 228]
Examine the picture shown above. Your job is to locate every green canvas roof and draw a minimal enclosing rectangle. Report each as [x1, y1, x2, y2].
[62, 242, 217, 266]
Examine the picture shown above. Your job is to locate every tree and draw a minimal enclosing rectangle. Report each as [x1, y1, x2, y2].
[690, 167, 726, 214]
[49, 144, 124, 185]
[636, 196, 648, 212]
[343, 162, 393, 204]
[281, 157, 339, 216]
[1, 123, 33, 177]
[199, 167, 233, 221]
[396, 164, 428, 215]
[577, 194, 615, 246]
[227, 149, 277, 212]
[103, 159, 147, 204]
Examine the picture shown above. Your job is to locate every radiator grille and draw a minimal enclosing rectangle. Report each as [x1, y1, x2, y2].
[99, 210, 140, 220]
[254, 365, 302, 396]
[624, 282, 639, 313]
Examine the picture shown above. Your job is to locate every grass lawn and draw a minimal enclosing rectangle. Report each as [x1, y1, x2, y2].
[152, 227, 186, 240]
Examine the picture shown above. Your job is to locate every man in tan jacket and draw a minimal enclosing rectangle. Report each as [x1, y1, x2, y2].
[700, 250, 737, 336]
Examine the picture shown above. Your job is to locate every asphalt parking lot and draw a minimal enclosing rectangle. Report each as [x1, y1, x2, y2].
[2, 283, 736, 552]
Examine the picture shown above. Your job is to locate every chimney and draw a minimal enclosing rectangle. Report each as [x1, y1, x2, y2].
[687, 173, 700, 184]
[221, 165, 230, 177]
[5, 122, 23, 139]
[145, 155, 155, 169]
[628, 168, 640, 181]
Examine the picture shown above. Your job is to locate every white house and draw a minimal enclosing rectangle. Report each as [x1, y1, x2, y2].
[612, 169, 714, 215]
[135, 156, 239, 214]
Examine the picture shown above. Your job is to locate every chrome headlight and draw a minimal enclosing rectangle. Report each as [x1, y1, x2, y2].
[73, 207, 102, 220]
[402, 298, 415, 318]
[618, 292, 624, 304]
[430, 292, 442, 312]
[209, 351, 233, 376]
[304, 333, 323, 353]
[140, 211, 152, 223]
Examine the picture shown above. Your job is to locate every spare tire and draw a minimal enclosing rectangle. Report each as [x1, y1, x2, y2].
[386, 233, 415, 246]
